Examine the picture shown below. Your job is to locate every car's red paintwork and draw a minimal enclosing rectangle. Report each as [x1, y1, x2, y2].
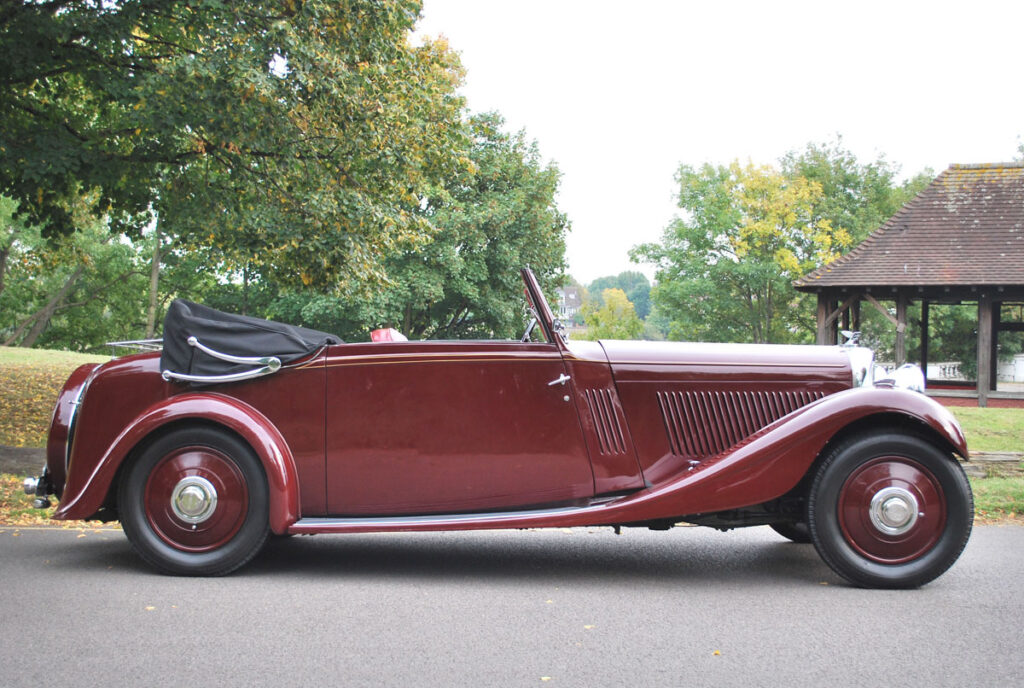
[42, 268, 968, 555]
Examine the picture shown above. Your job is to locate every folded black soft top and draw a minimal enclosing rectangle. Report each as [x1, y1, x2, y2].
[160, 299, 341, 380]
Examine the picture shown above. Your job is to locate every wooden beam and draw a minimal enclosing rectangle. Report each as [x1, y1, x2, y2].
[863, 293, 899, 327]
[978, 295, 993, 407]
[824, 293, 861, 327]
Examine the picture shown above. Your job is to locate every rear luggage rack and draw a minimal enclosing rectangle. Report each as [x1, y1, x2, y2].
[107, 338, 164, 355]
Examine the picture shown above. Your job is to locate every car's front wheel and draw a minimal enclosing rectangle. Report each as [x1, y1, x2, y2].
[119, 426, 270, 576]
[807, 431, 973, 589]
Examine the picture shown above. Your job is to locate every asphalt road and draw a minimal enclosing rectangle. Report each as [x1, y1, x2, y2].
[2, 524, 1021, 688]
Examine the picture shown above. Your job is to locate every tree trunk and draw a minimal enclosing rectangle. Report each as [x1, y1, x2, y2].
[144, 221, 162, 338]
[16, 265, 85, 348]
[0, 235, 11, 298]
[242, 264, 249, 316]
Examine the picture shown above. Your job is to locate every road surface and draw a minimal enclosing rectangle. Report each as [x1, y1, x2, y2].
[2, 524, 1021, 687]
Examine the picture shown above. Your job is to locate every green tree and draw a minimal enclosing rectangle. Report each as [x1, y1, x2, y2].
[587, 271, 651, 319]
[0, 196, 148, 350]
[579, 288, 643, 340]
[1, 0, 469, 291]
[632, 161, 846, 344]
[248, 112, 569, 341]
[780, 138, 932, 244]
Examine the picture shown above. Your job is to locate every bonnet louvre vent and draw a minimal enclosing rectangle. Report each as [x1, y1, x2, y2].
[657, 389, 824, 458]
[584, 388, 627, 455]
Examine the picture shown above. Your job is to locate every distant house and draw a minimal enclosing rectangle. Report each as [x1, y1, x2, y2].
[556, 286, 582, 320]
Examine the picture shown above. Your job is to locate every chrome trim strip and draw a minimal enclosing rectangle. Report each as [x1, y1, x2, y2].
[293, 506, 586, 529]
[609, 360, 846, 369]
[322, 353, 561, 369]
[187, 336, 281, 368]
[161, 366, 280, 384]
[161, 336, 282, 383]
[65, 384, 85, 472]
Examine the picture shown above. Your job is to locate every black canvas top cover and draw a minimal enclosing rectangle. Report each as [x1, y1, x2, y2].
[160, 299, 341, 381]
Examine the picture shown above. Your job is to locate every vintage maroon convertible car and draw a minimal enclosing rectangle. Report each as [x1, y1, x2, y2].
[25, 269, 973, 586]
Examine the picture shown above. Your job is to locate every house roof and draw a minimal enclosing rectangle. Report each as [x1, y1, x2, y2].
[795, 163, 1024, 290]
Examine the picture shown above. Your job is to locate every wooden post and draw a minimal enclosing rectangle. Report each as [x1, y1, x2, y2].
[977, 295, 993, 407]
[920, 300, 930, 381]
[816, 293, 829, 345]
[895, 292, 908, 366]
[991, 301, 1000, 391]
[852, 299, 861, 332]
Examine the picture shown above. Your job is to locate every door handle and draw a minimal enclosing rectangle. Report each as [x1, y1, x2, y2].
[547, 374, 571, 386]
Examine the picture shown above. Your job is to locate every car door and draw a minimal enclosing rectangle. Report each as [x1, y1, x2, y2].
[324, 340, 594, 516]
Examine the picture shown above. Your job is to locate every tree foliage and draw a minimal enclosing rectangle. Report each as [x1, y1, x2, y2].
[780, 138, 931, 245]
[189, 112, 569, 342]
[0, 196, 148, 349]
[586, 271, 651, 319]
[579, 288, 643, 341]
[1, 0, 469, 290]
[633, 161, 846, 344]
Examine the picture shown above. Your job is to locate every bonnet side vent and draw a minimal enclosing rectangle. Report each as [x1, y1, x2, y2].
[657, 389, 824, 458]
[584, 388, 628, 455]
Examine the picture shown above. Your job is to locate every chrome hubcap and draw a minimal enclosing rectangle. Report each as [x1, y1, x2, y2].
[869, 486, 919, 535]
[170, 476, 218, 524]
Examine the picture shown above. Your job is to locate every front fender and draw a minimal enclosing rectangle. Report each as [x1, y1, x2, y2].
[610, 386, 968, 519]
[54, 393, 300, 534]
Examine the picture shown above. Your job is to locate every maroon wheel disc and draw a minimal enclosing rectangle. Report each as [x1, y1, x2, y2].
[144, 446, 249, 553]
[837, 456, 946, 564]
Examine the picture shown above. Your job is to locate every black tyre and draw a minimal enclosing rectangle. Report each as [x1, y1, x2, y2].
[119, 426, 270, 576]
[770, 521, 811, 543]
[807, 431, 972, 589]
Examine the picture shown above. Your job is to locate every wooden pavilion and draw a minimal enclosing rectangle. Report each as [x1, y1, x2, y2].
[795, 163, 1024, 407]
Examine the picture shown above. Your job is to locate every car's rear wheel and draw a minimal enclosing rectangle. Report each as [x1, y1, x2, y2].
[770, 521, 811, 543]
[119, 426, 269, 576]
[807, 431, 972, 589]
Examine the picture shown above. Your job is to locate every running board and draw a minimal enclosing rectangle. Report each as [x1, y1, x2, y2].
[287, 504, 613, 535]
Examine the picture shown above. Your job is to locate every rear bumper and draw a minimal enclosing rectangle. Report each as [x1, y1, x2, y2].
[22, 466, 53, 509]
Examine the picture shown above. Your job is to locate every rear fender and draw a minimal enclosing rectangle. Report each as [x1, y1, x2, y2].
[54, 393, 300, 534]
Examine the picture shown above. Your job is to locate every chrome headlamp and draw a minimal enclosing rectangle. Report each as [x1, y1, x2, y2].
[846, 346, 875, 388]
[892, 363, 926, 393]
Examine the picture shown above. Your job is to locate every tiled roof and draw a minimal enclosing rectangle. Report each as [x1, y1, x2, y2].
[795, 163, 1024, 289]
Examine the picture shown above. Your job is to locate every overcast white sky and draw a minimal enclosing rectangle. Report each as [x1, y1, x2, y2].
[417, 0, 1024, 284]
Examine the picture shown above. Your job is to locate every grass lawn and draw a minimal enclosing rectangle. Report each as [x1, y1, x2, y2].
[971, 476, 1024, 523]
[952, 407, 1024, 454]
[0, 473, 118, 529]
[0, 346, 108, 447]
